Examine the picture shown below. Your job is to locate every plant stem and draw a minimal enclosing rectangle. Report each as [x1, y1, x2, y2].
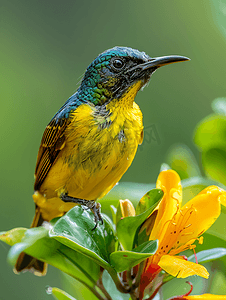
[133, 261, 145, 289]
[126, 262, 146, 300]
[127, 269, 133, 286]
[130, 292, 138, 300]
[107, 268, 131, 293]
[97, 268, 113, 300]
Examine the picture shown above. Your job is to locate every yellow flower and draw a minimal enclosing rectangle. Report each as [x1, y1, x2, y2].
[184, 294, 226, 299]
[139, 169, 226, 294]
[119, 199, 136, 218]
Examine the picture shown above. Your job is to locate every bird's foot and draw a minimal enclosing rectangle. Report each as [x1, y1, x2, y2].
[60, 193, 103, 230]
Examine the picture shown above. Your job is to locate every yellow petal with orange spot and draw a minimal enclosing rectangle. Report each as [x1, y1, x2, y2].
[186, 294, 226, 299]
[158, 255, 209, 279]
[174, 186, 224, 246]
[150, 170, 182, 241]
[119, 199, 135, 218]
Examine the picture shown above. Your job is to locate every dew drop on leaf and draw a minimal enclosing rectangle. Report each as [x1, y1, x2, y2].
[45, 286, 52, 295]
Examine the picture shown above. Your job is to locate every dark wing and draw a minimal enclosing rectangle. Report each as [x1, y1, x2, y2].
[139, 128, 144, 145]
[34, 117, 68, 190]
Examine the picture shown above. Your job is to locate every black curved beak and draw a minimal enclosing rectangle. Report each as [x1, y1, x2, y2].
[139, 55, 190, 71]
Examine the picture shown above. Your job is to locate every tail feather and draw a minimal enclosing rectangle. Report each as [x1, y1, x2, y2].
[14, 206, 48, 276]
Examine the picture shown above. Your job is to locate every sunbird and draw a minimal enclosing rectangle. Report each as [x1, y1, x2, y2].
[15, 47, 189, 275]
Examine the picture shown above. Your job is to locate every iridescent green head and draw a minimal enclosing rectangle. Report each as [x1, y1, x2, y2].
[78, 46, 189, 105]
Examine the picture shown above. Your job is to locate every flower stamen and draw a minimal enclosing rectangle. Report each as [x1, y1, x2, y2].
[193, 248, 198, 264]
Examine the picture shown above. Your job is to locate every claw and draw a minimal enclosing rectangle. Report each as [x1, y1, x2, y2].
[60, 193, 103, 230]
[91, 202, 103, 230]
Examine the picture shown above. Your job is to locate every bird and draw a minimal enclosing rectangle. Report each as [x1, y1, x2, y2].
[14, 46, 189, 276]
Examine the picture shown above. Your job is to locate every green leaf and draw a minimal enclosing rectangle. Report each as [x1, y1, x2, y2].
[211, 98, 226, 115]
[136, 189, 163, 215]
[102, 270, 130, 300]
[5, 226, 101, 287]
[117, 189, 163, 250]
[133, 239, 158, 254]
[188, 248, 226, 264]
[46, 286, 77, 300]
[210, 0, 226, 40]
[50, 206, 116, 271]
[195, 233, 226, 269]
[110, 240, 158, 272]
[202, 148, 226, 185]
[0, 228, 26, 246]
[110, 205, 117, 225]
[166, 143, 201, 180]
[7, 226, 50, 264]
[209, 269, 226, 295]
[194, 114, 226, 151]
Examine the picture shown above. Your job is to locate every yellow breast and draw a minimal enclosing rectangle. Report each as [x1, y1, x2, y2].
[38, 81, 143, 220]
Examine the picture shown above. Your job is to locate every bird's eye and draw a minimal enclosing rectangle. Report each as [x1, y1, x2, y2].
[112, 58, 125, 70]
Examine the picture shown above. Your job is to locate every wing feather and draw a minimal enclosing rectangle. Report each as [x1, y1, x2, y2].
[34, 117, 67, 190]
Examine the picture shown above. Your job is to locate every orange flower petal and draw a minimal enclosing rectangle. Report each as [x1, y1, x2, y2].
[186, 294, 226, 299]
[197, 185, 226, 207]
[150, 170, 182, 241]
[158, 255, 209, 279]
[173, 186, 224, 246]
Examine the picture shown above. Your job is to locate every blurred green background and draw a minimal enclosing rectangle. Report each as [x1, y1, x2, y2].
[1, 0, 226, 299]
